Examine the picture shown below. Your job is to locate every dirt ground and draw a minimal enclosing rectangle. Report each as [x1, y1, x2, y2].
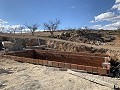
[0, 58, 120, 90]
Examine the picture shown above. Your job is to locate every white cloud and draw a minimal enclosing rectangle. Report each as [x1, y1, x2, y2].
[22, 28, 30, 33]
[90, 25, 102, 29]
[91, 14, 120, 23]
[90, 0, 120, 30]
[0, 19, 8, 24]
[112, 3, 120, 10]
[0, 24, 10, 29]
[0, 25, 10, 32]
[107, 15, 120, 22]
[70, 6, 77, 9]
[0, 24, 26, 33]
[94, 12, 115, 22]
[10, 25, 22, 29]
[90, 22, 120, 30]
[112, 0, 120, 11]
[0, 19, 31, 33]
[116, 0, 120, 3]
[90, 20, 95, 23]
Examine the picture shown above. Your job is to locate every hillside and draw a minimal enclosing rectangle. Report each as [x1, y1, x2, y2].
[0, 30, 120, 62]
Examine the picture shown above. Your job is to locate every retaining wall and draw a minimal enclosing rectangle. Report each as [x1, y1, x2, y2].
[35, 50, 108, 67]
[2, 50, 109, 75]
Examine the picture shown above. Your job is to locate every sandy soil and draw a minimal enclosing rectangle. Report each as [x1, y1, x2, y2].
[0, 58, 120, 90]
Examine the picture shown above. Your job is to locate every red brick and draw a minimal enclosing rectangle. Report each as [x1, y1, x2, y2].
[4, 55, 7, 57]
[92, 67, 98, 73]
[20, 57, 24, 62]
[10, 56, 15, 59]
[29, 59, 37, 64]
[5, 55, 10, 58]
[71, 64, 78, 69]
[14, 57, 19, 61]
[48, 61, 53, 66]
[13, 56, 18, 60]
[43, 60, 48, 66]
[29, 58, 35, 64]
[36, 59, 40, 64]
[33, 59, 39, 64]
[78, 65, 85, 70]
[58, 62, 64, 68]
[11, 56, 15, 59]
[22, 58, 27, 63]
[16, 57, 23, 62]
[64, 63, 71, 69]
[98, 68, 108, 75]
[53, 61, 59, 67]
[85, 66, 92, 73]
[26, 58, 32, 63]
[38, 60, 43, 65]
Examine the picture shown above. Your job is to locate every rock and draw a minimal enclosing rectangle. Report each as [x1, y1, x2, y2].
[106, 50, 120, 62]
[0, 69, 11, 74]
[0, 80, 7, 87]
[0, 81, 3, 87]
[46, 40, 107, 53]
[2, 41, 13, 50]
[57, 30, 115, 45]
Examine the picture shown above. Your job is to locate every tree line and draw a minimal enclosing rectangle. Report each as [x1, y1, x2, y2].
[0, 19, 61, 36]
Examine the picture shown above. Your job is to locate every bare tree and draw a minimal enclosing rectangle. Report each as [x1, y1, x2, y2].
[44, 19, 60, 36]
[9, 27, 17, 34]
[84, 26, 89, 30]
[7, 26, 12, 34]
[0, 26, 5, 33]
[19, 26, 25, 34]
[117, 27, 120, 36]
[25, 23, 39, 35]
[10, 27, 17, 34]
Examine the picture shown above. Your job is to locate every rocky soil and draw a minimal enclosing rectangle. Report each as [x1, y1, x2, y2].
[57, 30, 116, 45]
[0, 58, 120, 90]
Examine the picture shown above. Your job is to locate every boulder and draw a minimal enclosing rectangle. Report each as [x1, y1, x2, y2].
[2, 41, 13, 50]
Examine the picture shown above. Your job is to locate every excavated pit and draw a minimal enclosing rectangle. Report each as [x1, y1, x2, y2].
[6, 50, 108, 67]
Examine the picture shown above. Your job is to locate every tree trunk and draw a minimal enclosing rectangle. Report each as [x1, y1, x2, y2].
[14, 31, 15, 34]
[21, 30, 22, 34]
[31, 31, 34, 36]
[50, 31, 54, 37]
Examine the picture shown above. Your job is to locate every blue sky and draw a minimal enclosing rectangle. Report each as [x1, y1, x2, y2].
[0, 0, 120, 32]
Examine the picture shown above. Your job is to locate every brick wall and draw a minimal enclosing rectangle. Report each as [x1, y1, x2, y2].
[4, 49, 109, 75]
[1, 55, 108, 76]
[35, 50, 106, 67]
[7, 50, 34, 58]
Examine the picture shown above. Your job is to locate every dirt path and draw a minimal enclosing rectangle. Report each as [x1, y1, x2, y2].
[1, 58, 119, 90]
